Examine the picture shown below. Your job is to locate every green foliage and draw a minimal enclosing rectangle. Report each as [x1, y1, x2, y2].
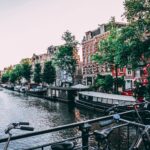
[92, 22, 124, 93]
[93, 1, 150, 94]
[93, 74, 114, 92]
[62, 30, 78, 47]
[116, 24, 150, 69]
[1, 72, 9, 83]
[93, 1, 150, 69]
[92, 27, 123, 66]
[54, 31, 78, 82]
[42, 61, 56, 85]
[117, 0, 150, 68]
[21, 62, 32, 82]
[2, 64, 22, 84]
[9, 71, 18, 83]
[13, 64, 23, 83]
[134, 81, 146, 98]
[124, 0, 150, 31]
[33, 63, 42, 84]
[114, 77, 125, 87]
[54, 45, 76, 74]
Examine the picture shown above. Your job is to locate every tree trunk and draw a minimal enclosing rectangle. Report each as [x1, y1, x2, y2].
[115, 64, 119, 94]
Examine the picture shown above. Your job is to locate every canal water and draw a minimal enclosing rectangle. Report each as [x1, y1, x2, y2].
[0, 88, 100, 149]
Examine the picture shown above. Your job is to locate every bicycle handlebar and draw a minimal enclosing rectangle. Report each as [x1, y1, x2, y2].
[20, 126, 34, 131]
[99, 114, 120, 127]
[5, 122, 34, 134]
[99, 119, 113, 127]
[19, 122, 29, 125]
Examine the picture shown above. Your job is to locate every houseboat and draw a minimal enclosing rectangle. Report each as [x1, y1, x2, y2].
[75, 91, 137, 113]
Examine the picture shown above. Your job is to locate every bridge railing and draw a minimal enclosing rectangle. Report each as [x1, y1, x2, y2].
[0, 110, 147, 150]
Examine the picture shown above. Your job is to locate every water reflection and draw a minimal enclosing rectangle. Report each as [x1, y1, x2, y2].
[0, 89, 100, 149]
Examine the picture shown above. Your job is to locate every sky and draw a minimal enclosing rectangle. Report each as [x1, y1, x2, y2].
[0, 0, 125, 70]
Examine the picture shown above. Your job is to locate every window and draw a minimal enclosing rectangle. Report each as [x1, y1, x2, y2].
[88, 55, 91, 63]
[82, 95, 85, 99]
[135, 70, 141, 78]
[125, 102, 131, 105]
[98, 98, 102, 102]
[93, 97, 97, 102]
[112, 100, 119, 105]
[120, 68, 124, 72]
[86, 96, 89, 100]
[102, 98, 107, 103]
[118, 101, 125, 106]
[107, 99, 113, 104]
[127, 68, 132, 75]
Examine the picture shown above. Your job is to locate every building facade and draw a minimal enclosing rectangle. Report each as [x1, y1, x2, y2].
[82, 25, 108, 85]
[82, 23, 126, 85]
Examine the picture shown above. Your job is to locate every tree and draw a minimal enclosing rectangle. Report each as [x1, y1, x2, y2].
[13, 64, 23, 84]
[33, 63, 42, 84]
[54, 31, 78, 85]
[118, 0, 150, 98]
[93, 74, 114, 93]
[1, 72, 9, 83]
[92, 19, 124, 93]
[117, 0, 150, 68]
[9, 70, 18, 84]
[42, 61, 56, 85]
[134, 81, 146, 99]
[62, 30, 78, 47]
[21, 62, 32, 82]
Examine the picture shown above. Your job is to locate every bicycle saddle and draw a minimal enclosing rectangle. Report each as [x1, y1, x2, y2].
[94, 128, 113, 141]
[51, 141, 74, 150]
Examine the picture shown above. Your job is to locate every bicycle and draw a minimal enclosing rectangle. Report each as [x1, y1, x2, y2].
[4, 121, 75, 150]
[93, 113, 150, 150]
[50, 141, 75, 150]
[4, 122, 34, 150]
[104, 101, 150, 124]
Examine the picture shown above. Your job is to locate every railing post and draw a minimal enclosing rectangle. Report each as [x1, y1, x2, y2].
[118, 127, 121, 150]
[79, 123, 91, 150]
[127, 125, 130, 149]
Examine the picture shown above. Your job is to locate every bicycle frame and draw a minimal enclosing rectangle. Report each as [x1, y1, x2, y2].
[3, 133, 12, 150]
[96, 113, 150, 150]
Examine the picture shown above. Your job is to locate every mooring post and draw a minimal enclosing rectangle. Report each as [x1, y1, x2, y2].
[79, 123, 91, 150]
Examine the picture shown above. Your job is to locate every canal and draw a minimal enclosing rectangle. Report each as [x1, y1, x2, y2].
[0, 88, 100, 149]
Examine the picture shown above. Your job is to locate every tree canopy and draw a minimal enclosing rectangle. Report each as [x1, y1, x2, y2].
[21, 62, 32, 82]
[33, 63, 42, 84]
[93, 74, 114, 93]
[118, 0, 150, 68]
[1, 72, 9, 83]
[42, 61, 56, 85]
[54, 31, 78, 84]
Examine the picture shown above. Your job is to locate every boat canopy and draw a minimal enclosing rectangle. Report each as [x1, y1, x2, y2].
[79, 91, 136, 102]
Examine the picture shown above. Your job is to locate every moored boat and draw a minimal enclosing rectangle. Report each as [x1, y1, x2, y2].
[27, 86, 47, 96]
[75, 91, 137, 112]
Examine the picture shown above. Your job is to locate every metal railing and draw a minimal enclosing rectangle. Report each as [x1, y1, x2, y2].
[0, 110, 148, 150]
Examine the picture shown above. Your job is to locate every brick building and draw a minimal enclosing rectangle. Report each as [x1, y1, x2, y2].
[82, 23, 125, 85]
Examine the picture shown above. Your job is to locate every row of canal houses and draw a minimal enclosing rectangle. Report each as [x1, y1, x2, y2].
[0, 21, 149, 90]
[82, 22, 150, 89]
